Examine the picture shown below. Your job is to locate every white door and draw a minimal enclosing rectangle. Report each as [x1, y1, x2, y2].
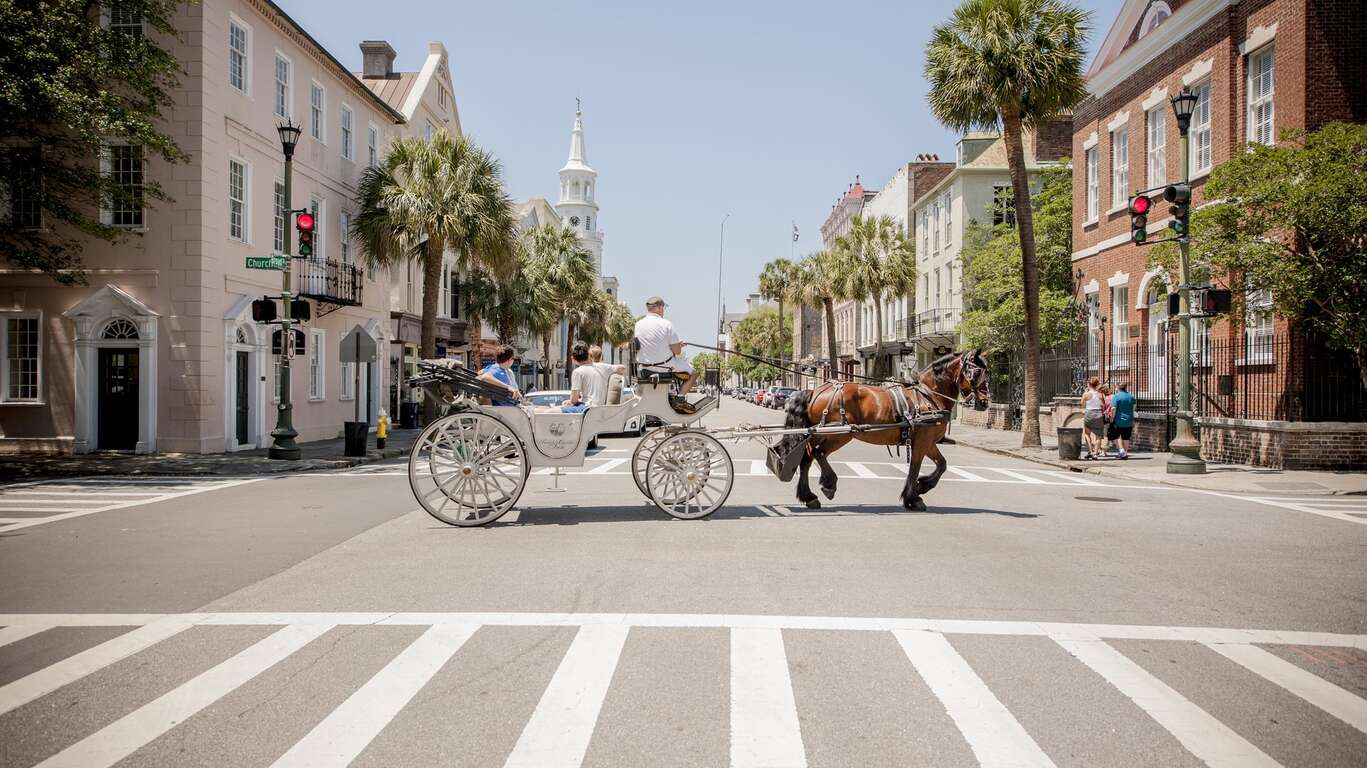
[1147, 295, 1167, 395]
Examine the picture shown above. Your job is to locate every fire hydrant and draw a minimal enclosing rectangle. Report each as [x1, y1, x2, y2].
[376, 410, 388, 450]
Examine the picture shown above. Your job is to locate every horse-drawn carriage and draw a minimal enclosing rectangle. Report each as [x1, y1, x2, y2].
[404, 348, 988, 526]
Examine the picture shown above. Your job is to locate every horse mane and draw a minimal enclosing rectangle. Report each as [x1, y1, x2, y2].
[927, 352, 961, 377]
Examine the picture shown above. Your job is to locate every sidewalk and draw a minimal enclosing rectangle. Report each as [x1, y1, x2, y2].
[948, 422, 1367, 496]
[0, 429, 420, 483]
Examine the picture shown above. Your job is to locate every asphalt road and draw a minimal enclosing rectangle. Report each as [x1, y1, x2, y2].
[1, 398, 1364, 767]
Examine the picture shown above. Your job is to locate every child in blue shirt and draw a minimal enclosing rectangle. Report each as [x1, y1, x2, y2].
[476, 346, 522, 406]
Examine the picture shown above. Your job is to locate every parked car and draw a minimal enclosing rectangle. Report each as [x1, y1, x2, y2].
[770, 387, 798, 409]
[752, 389, 766, 405]
[763, 385, 783, 407]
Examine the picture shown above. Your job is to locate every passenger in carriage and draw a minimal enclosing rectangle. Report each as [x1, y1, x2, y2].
[633, 296, 696, 414]
[563, 342, 625, 412]
[476, 345, 524, 406]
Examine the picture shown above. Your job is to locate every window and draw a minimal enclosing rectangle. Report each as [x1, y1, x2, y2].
[340, 362, 355, 400]
[228, 19, 249, 94]
[1, 313, 41, 402]
[449, 271, 460, 318]
[438, 85, 448, 109]
[309, 197, 323, 259]
[1085, 145, 1099, 221]
[439, 267, 450, 318]
[922, 274, 930, 311]
[310, 83, 325, 141]
[228, 159, 247, 241]
[340, 106, 354, 160]
[992, 184, 1015, 227]
[274, 54, 291, 119]
[1244, 289, 1273, 362]
[933, 269, 941, 309]
[1248, 46, 1275, 145]
[273, 181, 286, 254]
[7, 147, 42, 229]
[1146, 106, 1166, 187]
[1191, 318, 1211, 366]
[1085, 293, 1100, 370]
[339, 211, 351, 265]
[1110, 126, 1129, 208]
[919, 212, 928, 257]
[1190, 80, 1212, 174]
[425, 121, 436, 141]
[105, 144, 144, 228]
[367, 125, 378, 167]
[942, 193, 952, 246]
[309, 329, 325, 399]
[108, 3, 142, 36]
[930, 202, 940, 252]
[1111, 285, 1129, 368]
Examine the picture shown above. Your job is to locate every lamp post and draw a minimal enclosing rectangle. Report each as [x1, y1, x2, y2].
[269, 120, 303, 460]
[1166, 87, 1205, 474]
[714, 212, 730, 350]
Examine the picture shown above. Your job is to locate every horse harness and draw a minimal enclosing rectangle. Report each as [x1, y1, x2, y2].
[813, 380, 947, 453]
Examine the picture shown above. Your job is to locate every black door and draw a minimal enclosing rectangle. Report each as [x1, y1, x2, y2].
[98, 348, 139, 450]
[235, 351, 250, 445]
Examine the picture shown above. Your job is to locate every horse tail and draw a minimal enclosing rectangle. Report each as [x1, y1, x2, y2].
[774, 389, 814, 461]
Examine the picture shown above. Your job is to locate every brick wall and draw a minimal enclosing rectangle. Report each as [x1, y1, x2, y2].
[1034, 117, 1073, 162]
[1304, 0, 1367, 128]
[1198, 417, 1367, 469]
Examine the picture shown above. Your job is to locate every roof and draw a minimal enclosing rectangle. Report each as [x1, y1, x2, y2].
[354, 71, 419, 114]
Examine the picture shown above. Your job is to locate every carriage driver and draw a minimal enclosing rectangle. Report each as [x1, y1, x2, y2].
[633, 296, 696, 414]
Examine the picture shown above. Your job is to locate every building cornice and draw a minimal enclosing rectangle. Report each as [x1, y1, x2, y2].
[1087, 0, 1237, 99]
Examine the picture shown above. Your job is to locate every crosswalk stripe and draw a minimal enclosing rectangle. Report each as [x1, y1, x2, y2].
[731, 628, 806, 768]
[0, 622, 53, 649]
[0, 499, 113, 506]
[2, 490, 162, 497]
[1039, 471, 1105, 486]
[843, 461, 879, 478]
[1204, 642, 1367, 734]
[943, 466, 994, 482]
[1246, 498, 1367, 526]
[895, 630, 1054, 767]
[1056, 638, 1280, 767]
[504, 624, 630, 768]
[987, 468, 1047, 484]
[750, 460, 768, 476]
[270, 623, 477, 768]
[0, 618, 195, 717]
[585, 458, 629, 474]
[35, 624, 332, 768]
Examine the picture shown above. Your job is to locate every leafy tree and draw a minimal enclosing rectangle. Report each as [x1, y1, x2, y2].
[961, 162, 1076, 355]
[353, 130, 516, 420]
[925, 0, 1090, 446]
[726, 307, 792, 384]
[692, 351, 722, 371]
[0, 0, 189, 283]
[758, 258, 799, 374]
[791, 249, 849, 379]
[834, 215, 916, 377]
[1151, 123, 1367, 386]
[516, 223, 595, 389]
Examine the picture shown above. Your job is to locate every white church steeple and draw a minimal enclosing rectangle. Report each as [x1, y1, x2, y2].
[556, 101, 602, 274]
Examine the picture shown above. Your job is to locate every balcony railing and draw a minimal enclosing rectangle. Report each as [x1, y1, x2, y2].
[914, 307, 961, 338]
[295, 258, 363, 307]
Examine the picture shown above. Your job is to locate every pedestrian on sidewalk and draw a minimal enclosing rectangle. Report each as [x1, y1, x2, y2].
[1109, 382, 1136, 459]
[1082, 376, 1105, 460]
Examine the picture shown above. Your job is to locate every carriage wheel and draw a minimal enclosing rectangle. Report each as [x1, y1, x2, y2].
[409, 412, 528, 527]
[645, 432, 733, 520]
[630, 428, 672, 499]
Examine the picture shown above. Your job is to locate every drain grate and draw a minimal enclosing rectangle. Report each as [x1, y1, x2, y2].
[1075, 496, 1123, 503]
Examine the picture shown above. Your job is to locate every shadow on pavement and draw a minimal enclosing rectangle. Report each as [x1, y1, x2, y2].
[421, 503, 1040, 528]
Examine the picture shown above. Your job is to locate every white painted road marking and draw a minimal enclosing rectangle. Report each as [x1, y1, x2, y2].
[37, 624, 333, 768]
[731, 627, 807, 768]
[504, 624, 630, 768]
[1205, 641, 1367, 734]
[896, 630, 1055, 767]
[843, 461, 880, 478]
[271, 623, 477, 768]
[1056, 637, 1280, 768]
[0, 478, 263, 531]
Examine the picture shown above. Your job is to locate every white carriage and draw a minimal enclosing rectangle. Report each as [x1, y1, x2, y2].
[407, 363, 732, 526]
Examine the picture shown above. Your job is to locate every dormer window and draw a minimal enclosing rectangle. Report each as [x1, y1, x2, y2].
[1138, 1, 1171, 39]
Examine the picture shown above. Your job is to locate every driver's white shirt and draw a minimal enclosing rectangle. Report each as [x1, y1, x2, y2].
[634, 313, 689, 372]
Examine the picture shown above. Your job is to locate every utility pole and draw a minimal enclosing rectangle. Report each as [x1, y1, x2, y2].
[1167, 88, 1205, 474]
[715, 212, 729, 351]
[270, 122, 302, 460]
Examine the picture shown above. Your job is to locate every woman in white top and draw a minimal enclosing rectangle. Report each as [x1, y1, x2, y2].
[1081, 375, 1106, 460]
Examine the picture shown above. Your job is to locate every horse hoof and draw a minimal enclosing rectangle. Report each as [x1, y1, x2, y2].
[805, 498, 822, 509]
[821, 487, 836, 500]
[904, 498, 927, 512]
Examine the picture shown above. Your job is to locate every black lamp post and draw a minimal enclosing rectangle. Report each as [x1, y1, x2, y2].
[1167, 86, 1205, 474]
[269, 120, 303, 460]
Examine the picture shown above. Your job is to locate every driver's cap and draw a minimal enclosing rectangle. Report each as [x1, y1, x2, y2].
[645, 295, 667, 308]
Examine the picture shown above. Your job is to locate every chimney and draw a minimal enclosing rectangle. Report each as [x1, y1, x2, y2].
[359, 40, 397, 78]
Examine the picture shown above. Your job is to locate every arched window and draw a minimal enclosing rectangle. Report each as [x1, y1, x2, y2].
[572, 180, 580, 198]
[1138, 2, 1171, 39]
[102, 318, 140, 339]
[235, 327, 248, 345]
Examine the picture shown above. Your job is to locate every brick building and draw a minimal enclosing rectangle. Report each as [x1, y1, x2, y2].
[1069, 0, 1365, 467]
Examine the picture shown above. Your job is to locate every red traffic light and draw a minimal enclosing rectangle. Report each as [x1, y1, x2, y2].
[1129, 195, 1152, 216]
[295, 212, 315, 232]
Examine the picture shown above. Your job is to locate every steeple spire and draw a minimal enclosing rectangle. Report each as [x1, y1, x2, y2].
[564, 102, 590, 170]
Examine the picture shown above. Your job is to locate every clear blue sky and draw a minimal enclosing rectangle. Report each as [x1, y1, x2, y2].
[285, 0, 1125, 350]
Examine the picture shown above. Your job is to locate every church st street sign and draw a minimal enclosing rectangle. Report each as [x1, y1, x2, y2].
[246, 255, 288, 270]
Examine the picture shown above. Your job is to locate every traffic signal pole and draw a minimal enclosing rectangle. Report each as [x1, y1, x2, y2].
[1167, 105, 1205, 475]
[269, 139, 301, 460]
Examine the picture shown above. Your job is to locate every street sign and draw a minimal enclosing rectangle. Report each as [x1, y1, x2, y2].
[246, 255, 288, 270]
[339, 326, 378, 364]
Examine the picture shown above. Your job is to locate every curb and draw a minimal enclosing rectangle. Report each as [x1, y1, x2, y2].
[954, 438, 1366, 497]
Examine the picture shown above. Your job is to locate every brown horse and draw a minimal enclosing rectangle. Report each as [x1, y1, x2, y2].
[777, 350, 989, 511]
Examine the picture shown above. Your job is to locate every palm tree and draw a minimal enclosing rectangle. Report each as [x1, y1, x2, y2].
[925, 0, 1089, 446]
[758, 258, 799, 382]
[353, 130, 516, 418]
[792, 249, 848, 380]
[602, 300, 636, 365]
[519, 223, 595, 388]
[836, 215, 916, 378]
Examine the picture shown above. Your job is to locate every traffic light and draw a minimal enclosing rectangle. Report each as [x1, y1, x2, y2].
[251, 298, 277, 322]
[1164, 183, 1191, 238]
[295, 211, 315, 257]
[290, 300, 311, 322]
[1198, 288, 1232, 315]
[1129, 194, 1152, 244]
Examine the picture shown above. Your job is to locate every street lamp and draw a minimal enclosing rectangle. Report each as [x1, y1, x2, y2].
[715, 212, 730, 350]
[269, 120, 303, 460]
[1166, 87, 1205, 474]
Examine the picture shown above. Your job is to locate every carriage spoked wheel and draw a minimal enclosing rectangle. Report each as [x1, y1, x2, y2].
[409, 411, 528, 527]
[645, 431, 733, 520]
[630, 428, 674, 499]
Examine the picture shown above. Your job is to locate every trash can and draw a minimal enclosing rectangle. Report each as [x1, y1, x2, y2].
[399, 401, 419, 430]
[343, 421, 368, 457]
[1057, 426, 1083, 461]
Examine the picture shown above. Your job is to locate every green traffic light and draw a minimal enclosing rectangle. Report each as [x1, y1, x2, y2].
[1133, 230, 1147, 244]
[1169, 220, 1186, 235]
